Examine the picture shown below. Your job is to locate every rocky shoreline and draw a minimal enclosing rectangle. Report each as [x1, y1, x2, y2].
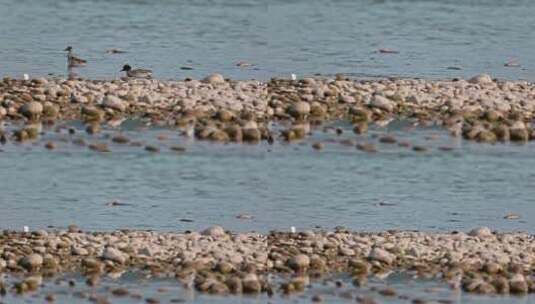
[1, 226, 534, 302]
[1, 74, 535, 148]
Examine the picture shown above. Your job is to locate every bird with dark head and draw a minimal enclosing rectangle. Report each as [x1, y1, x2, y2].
[64, 46, 87, 68]
[120, 64, 152, 79]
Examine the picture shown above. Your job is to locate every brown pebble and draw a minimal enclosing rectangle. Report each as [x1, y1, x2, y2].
[111, 135, 130, 144]
[45, 141, 56, 150]
[86, 275, 100, 287]
[339, 139, 356, 146]
[111, 287, 129, 296]
[89, 143, 110, 152]
[378, 287, 396, 296]
[353, 123, 368, 134]
[157, 134, 168, 141]
[72, 138, 86, 146]
[146, 298, 160, 304]
[312, 142, 324, 150]
[85, 124, 100, 135]
[356, 143, 377, 153]
[145, 145, 160, 153]
[379, 135, 397, 144]
[312, 294, 323, 302]
[356, 295, 378, 304]
[45, 294, 56, 302]
[438, 146, 454, 151]
[170, 145, 186, 152]
[412, 298, 428, 304]
[412, 145, 427, 152]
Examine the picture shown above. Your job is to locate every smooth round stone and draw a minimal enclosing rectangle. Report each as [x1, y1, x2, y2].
[468, 74, 493, 84]
[288, 254, 310, 271]
[201, 225, 226, 237]
[468, 226, 493, 238]
[20, 101, 43, 117]
[289, 101, 310, 117]
[19, 253, 43, 270]
[103, 95, 127, 112]
[368, 247, 395, 264]
[203, 73, 225, 84]
[370, 95, 394, 112]
[102, 247, 126, 264]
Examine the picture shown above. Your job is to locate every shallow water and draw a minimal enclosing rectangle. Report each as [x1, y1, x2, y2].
[1, 0, 535, 80]
[0, 120, 534, 233]
[2, 272, 535, 304]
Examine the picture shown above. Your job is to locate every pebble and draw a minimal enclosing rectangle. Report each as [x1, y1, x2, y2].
[88, 143, 110, 152]
[203, 73, 225, 84]
[369, 247, 395, 264]
[145, 145, 160, 153]
[201, 225, 226, 237]
[288, 254, 310, 271]
[20, 101, 43, 119]
[356, 143, 378, 153]
[102, 247, 127, 264]
[112, 135, 130, 144]
[103, 95, 127, 112]
[19, 253, 43, 270]
[468, 73, 493, 84]
[312, 142, 324, 150]
[468, 226, 493, 238]
[44, 141, 56, 150]
[379, 135, 397, 144]
[371, 95, 394, 112]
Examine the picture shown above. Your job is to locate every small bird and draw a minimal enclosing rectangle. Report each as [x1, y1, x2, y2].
[120, 64, 152, 79]
[64, 46, 87, 68]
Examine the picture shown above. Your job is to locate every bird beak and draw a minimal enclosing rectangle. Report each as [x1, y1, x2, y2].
[64, 47, 69, 51]
[120, 68, 125, 72]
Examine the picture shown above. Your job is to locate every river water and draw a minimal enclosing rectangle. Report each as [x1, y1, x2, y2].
[1, 0, 535, 303]
[1, 0, 535, 81]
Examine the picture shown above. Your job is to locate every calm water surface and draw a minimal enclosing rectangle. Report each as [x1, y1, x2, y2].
[0, 121, 533, 233]
[0, 0, 534, 80]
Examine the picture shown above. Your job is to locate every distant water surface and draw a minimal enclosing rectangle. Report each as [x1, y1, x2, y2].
[0, 0, 534, 80]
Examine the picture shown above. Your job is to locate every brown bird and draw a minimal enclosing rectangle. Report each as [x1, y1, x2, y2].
[64, 46, 87, 68]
